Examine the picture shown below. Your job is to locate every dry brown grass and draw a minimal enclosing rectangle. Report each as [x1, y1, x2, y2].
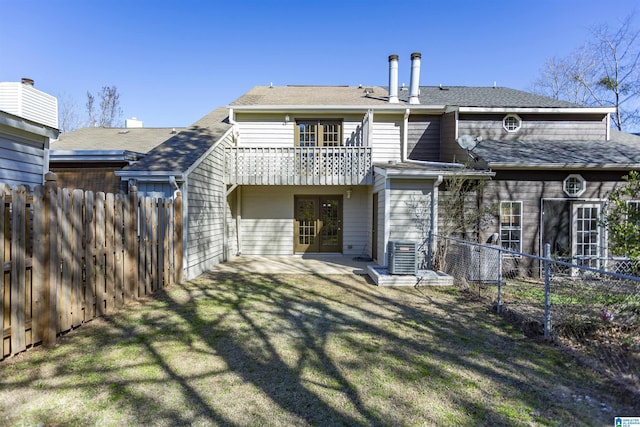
[1, 272, 637, 426]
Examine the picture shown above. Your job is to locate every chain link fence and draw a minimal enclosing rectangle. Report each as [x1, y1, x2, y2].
[430, 234, 640, 391]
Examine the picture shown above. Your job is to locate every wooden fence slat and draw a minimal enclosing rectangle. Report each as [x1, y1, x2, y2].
[137, 195, 145, 297]
[44, 175, 58, 346]
[10, 185, 27, 354]
[162, 199, 169, 287]
[105, 193, 115, 313]
[95, 193, 106, 316]
[123, 189, 134, 300]
[114, 194, 124, 308]
[151, 197, 159, 292]
[60, 189, 72, 331]
[144, 196, 153, 294]
[84, 192, 95, 321]
[72, 189, 83, 326]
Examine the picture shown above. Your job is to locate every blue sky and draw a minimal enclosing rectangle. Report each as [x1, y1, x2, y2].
[1, 0, 638, 128]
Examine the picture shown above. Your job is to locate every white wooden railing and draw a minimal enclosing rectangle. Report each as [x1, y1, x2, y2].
[225, 146, 373, 185]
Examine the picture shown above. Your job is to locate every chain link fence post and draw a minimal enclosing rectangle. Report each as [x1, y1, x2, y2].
[544, 243, 551, 339]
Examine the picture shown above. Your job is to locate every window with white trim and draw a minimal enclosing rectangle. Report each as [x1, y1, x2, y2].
[500, 201, 522, 254]
[563, 174, 586, 197]
[503, 114, 521, 132]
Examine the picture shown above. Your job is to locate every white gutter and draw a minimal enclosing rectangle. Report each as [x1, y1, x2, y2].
[404, 159, 465, 169]
[489, 163, 640, 170]
[228, 105, 448, 113]
[457, 106, 616, 114]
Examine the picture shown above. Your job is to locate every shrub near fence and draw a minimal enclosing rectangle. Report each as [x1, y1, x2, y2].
[1, 173, 183, 359]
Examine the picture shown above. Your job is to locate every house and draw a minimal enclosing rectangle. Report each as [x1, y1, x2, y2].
[49, 125, 184, 193]
[113, 53, 638, 281]
[0, 79, 59, 188]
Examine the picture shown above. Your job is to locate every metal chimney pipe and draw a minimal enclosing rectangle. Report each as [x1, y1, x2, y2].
[409, 52, 421, 105]
[388, 54, 399, 103]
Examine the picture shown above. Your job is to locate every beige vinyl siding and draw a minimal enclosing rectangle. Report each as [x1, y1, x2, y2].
[241, 186, 294, 255]
[342, 186, 370, 255]
[386, 179, 435, 267]
[240, 185, 368, 255]
[235, 113, 366, 147]
[373, 173, 387, 264]
[407, 115, 441, 161]
[0, 129, 46, 188]
[371, 114, 402, 163]
[388, 179, 434, 243]
[184, 135, 232, 279]
[458, 113, 608, 141]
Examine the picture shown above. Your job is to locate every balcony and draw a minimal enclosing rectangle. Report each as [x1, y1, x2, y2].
[225, 146, 372, 185]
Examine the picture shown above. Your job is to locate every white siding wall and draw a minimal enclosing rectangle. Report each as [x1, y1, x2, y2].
[240, 186, 293, 255]
[342, 186, 369, 255]
[0, 82, 58, 128]
[184, 134, 232, 279]
[373, 173, 387, 265]
[388, 179, 434, 242]
[371, 114, 402, 163]
[235, 113, 366, 147]
[0, 127, 46, 188]
[240, 185, 369, 256]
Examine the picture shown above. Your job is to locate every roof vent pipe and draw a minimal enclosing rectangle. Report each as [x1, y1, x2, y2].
[409, 52, 421, 105]
[388, 54, 399, 103]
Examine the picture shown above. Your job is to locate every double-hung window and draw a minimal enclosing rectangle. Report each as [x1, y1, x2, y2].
[500, 201, 523, 254]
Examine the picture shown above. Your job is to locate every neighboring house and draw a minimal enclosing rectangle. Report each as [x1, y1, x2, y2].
[49, 126, 184, 193]
[0, 79, 59, 188]
[471, 129, 640, 271]
[114, 53, 638, 281]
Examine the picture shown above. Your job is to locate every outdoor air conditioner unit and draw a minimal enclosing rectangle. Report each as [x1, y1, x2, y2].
[388, 241, 417, 275]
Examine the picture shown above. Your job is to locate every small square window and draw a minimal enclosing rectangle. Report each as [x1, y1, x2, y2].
[503, 114, 521, 132]
[563, 174, 586, 197]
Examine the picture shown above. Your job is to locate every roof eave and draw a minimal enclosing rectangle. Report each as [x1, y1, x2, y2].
[229, 105, 448, 113]
[488, 162, 640, 170]
[457, 106, 616, 114]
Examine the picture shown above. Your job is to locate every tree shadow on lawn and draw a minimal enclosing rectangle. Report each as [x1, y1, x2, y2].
[1, 272, 637, 426]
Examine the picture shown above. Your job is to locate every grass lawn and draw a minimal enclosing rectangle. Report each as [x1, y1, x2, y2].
[1, 272, 637, 426]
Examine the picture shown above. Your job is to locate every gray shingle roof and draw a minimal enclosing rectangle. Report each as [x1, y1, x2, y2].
[121, 107, 232, 173]
[51, 127, 184, 153]
[229, 85, 580, 109]
[473, 131, 640, 168]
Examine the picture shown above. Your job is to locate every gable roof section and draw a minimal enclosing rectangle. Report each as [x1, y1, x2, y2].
[51, 127, 184, 153]
[472, 130, 640, 169]
[118, 107, 232, 177]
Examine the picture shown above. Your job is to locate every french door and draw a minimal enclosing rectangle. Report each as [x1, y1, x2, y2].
[294, 195, 342, 253]
[571, 202, 602, 270]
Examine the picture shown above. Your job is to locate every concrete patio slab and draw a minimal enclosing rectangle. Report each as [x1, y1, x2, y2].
[209, 254, 373, 275]
[209, 254, 454, 287]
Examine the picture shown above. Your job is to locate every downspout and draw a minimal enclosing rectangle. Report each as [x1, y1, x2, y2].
[402, 108, 410, 162]
[429, 175, 444, 269]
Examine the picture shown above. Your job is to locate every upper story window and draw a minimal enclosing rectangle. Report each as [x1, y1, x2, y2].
[503, 114, 522, 132]
[296, 120, 343, 147]
[563, 174, 586, 197]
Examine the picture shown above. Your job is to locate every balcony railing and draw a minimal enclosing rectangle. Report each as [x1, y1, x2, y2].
[225, 146, 372, 185]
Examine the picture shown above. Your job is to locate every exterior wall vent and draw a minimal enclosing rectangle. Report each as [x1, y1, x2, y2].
[388, 241, 417, 275]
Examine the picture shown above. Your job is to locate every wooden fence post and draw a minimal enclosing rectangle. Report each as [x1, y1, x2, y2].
[43, 173, 58, 346]
[174, 191, 183, 284]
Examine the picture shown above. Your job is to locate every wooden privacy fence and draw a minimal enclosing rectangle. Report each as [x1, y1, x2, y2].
[1, 173, 183, 359]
